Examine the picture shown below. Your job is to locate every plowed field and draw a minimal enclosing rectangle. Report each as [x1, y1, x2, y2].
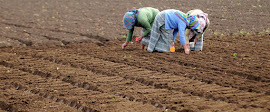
[0, 0, 270, 112]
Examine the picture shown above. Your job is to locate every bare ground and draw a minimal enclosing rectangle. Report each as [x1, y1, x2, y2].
[0, 0, 270, 112]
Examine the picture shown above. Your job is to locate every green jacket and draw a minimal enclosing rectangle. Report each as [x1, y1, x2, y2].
[126, 7, 160, 41]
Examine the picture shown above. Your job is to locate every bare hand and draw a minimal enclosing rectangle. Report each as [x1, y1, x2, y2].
[122, 41, 129, 49]
[171, 41, 175, 47]
[184, 48, 190, 54]
[138, 36, 143, 41]
[194, 38, 198, 45]
[141, 44, 145, 50]
[183, 44, 190, 55]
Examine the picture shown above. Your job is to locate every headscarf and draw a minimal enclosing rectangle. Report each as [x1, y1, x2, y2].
[196, 13, 209, 33]
[187, 9, 209, 33]
[188, 13, 209, 40]
[174, 11, 200, 31]
[188, 15, 200, 31]
[123, 9, 140, 30]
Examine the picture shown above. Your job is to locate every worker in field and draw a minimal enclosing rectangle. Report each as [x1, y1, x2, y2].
[122, 7, 160, 50]
[147, 9, 200, 54]
[185, 9, 210, 51]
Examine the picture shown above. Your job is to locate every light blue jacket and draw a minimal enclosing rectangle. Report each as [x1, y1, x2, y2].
[164, 9, 188, 45]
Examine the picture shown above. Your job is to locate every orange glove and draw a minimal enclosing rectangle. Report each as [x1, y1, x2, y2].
[170, 41, 175, 52]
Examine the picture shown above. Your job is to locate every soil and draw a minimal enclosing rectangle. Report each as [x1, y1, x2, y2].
[0, 0, 270, 112]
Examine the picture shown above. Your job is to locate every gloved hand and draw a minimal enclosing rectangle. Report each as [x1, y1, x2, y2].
[170, 41, 175, 52]
[134, 36, 143, 43]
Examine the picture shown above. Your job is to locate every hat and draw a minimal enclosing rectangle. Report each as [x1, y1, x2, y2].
[123, 12, 136, 30]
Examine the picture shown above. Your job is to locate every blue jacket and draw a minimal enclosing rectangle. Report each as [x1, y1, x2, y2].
[164, 9, 188, 45]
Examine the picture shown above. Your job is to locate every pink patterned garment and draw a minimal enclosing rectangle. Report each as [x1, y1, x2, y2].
[189, 13, 209, 40]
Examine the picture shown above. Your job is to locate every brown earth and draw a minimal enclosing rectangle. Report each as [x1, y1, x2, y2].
[0, 0, 270, 112]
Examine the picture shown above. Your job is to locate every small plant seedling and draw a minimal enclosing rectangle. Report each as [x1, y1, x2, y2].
[239, 30, 245, 35]
[213, 31, 218, 36]
[232, 33, 238, 36]
[165, 109, 169, 111]
[112, 97, 116, 99]
[265, 28, 269, 33]
[123, 35, 126, 38]
[233, 53, 237, 57]
[123, 55, 132, 58]
[139, 2, 142, 7]
[100, 31, 104, 36]
[237, 3, 241, 6]
[258, 5, 262, 8]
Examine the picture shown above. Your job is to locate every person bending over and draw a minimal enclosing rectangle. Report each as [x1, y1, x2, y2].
[147, 9, 200, 54]
[122, 7, 160, 50]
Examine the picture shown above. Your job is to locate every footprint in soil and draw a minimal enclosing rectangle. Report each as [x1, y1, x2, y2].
[22, 100, 29, 104]
[96, 42, 104, 46]
[0, 77, 8, 80]
[9, 97, 16, 100]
